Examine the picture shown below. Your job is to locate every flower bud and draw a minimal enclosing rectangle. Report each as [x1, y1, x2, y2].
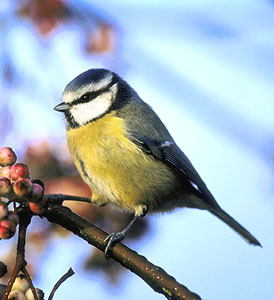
[13, 178, 32, 198]
[0, 261, 7, 278]
[0, 219, 16, 239]
[0, 202, 8, 220]
[0, 177, 11, 196]
[0, 166, 11, 179]
[11, 274, 29, 293]
[25, 288, 44, 300]
[8, 290, 26, 300]
[29, 197, 48, 215]
[0, 147, 17, 167]
[10, 164, 30, 182]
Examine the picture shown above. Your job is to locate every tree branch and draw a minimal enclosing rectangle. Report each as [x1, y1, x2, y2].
[47, 194, 91, 205]
[2, 210, 38, 300]
[44, 205, 202, 300]
[22, 266, 39, 300]
[48, 268, 75, 300]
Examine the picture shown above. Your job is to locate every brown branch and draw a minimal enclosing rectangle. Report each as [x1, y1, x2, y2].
[46, 194, 91, 205]
[44, 205, 202, 300]
[22, 267, 39, 300]
[2, 210, 36, 300]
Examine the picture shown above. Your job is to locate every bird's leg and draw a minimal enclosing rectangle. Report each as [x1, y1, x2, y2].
[104, 215, 140, 259]
[104, 207, 147, 259]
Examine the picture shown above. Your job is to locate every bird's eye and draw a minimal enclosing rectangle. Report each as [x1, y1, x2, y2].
[81, 94, 92, 101]
[71, 92, 98, 106]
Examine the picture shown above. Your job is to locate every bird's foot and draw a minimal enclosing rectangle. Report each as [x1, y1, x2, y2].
[103, 214, 144, 259]
[104, 231, 126, 259]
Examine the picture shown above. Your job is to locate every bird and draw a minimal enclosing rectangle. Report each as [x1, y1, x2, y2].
[54, 68, 261, 256]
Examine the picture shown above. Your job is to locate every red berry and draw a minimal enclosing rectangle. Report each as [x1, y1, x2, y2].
[29, 182, 44, 203]
[0, 166, 11, 179]
[13, 178, 32, 198]
[31, 179, 45, 190]
[0, 177, 11, 196]
[10, 163, 30, 182]
[0, 202, 8, 220]
[29, 197, 48, 215]
[0, 147, 17, 167]
[0, 219, 16, 239]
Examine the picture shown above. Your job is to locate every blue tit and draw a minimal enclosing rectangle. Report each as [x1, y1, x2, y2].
[54, 68, 261, 256]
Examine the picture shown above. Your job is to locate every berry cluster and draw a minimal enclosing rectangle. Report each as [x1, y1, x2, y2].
[0, 147, 48, 240]
[0, 269, 44, 300]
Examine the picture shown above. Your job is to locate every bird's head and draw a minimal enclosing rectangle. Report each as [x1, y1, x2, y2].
[54, 68, 131, 129]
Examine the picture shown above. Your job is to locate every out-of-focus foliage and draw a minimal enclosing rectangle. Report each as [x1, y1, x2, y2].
[0, 0, 148, 287]
[17, 0, 118, 50]
[0, 0, 121, 149]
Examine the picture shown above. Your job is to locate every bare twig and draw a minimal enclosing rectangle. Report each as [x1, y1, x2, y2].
[46, 194, 91, 205]
[22, 267, 38, 300]
[48, 268, 75, 300]
[45, 206, 202, 300]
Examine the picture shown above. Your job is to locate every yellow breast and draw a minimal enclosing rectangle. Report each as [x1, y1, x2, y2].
[66, 112, 177, 213]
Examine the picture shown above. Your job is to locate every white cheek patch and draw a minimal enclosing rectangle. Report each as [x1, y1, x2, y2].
[71, 93, 112, 126]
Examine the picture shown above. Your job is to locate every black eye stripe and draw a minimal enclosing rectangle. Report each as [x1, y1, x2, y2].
[71, 90, 102, 105]
[70, 76, 119, 106]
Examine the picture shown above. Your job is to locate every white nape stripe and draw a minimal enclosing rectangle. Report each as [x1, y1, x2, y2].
[70, 84, 117, 126]
[92, 74, 113, 91]
[62, 74, 113, 104]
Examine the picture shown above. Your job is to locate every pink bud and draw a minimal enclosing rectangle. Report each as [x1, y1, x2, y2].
[0, 219, 16, 239]
[13, 178, 32, 198]
[0, 166, 11, 179]
[0, 202, 8, 220]
[0, 147, 17, 167]
[10, 163, 30, 182]
[0, 177, 11, 196]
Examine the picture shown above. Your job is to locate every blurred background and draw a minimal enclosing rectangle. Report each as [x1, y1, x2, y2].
[0, 0, 273, 299]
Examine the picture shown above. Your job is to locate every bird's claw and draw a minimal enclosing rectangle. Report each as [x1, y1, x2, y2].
[104, 231, 126, 259]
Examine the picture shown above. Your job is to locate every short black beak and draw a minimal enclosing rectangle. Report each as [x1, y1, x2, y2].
[54, 102, 70, 112]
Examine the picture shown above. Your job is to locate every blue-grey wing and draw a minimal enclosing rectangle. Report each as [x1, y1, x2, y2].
[129, 132, 220, 209]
